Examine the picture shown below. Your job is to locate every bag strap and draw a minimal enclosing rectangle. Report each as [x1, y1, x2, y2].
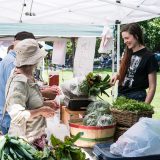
[2, 70, 16, 121]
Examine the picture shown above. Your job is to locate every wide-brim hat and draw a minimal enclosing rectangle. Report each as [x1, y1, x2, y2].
[14, 39, 47, 67]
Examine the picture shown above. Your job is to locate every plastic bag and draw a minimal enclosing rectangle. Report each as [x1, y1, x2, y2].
[61, 77, 85, 97]
[110, 118, 160, 157]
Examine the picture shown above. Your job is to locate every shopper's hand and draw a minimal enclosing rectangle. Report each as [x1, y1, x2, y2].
[44, 100, 60, 111]
[40, 106, 55, 118]
[50, 85, 61, 95]
[41, 86, 61, 100]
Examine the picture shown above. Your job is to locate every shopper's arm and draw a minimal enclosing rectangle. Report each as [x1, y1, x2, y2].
[145, 71, 157, 104]
[29, 106, 55, 119]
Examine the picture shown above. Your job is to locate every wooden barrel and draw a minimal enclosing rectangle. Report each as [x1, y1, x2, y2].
[69, 119, 116, 148]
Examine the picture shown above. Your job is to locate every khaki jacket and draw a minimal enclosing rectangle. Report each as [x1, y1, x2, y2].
[5, 73, 46, 142]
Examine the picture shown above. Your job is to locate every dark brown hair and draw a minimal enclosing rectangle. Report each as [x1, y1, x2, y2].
[14, 31, 35, 41]
[119, 23, 144, 84]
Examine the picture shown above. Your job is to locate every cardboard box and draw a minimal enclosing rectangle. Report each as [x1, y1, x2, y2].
[61, 106, 86, 124]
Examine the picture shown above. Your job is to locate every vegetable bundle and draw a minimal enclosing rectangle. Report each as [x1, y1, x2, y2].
[83, 101, 114, 126]
[50, 132, 86, 160]
[0, 135, 54, 160]
[79, 72, 111, 99]
[112, 97, 154, 112]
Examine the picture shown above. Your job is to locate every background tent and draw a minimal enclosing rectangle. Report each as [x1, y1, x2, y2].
[0, 0, 159, 99]
[0, 0, 159, 38]
[0, 0, 159, 25]
[0, 0, 159, 73]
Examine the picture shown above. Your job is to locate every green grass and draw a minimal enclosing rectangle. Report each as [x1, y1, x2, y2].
[43, 69, 160, 119]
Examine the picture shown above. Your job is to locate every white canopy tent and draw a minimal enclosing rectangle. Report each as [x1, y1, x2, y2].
[0, 0, 159, 71]
[0, 0, 159, 62]
[0, 0, 159, 68]
[0, 0, 159, 38]
[0, 0, 159, 25]
[0, 0, 159, 105]
[0, 0, 159, 80]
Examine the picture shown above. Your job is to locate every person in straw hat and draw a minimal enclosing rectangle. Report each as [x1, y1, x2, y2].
[4, 39, 56, 148]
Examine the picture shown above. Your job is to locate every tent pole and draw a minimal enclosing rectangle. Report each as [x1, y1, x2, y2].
[111, 25, 115, 102]
[72, 37, 76, 77]
[115, 20, 121, 99]
[116, 22, 120, 72]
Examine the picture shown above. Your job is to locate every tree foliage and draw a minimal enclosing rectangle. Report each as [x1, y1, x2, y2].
[139, 17, 160, 52]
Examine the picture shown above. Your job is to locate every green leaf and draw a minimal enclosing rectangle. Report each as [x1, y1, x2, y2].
[70, 132, 84, 143]
[50, 134, 63, 147]
[102, 74, 110, 82]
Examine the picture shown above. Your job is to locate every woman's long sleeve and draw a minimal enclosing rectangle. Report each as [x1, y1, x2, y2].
[6, 81, 30, 126]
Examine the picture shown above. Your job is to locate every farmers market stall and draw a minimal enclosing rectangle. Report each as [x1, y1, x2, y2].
[49, 71, 158, 159]
[0, 1, 160, 159]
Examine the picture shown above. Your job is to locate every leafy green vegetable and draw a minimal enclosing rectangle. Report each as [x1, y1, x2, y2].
[50, 133, 85, 160]
[83, 101, 114, 126]
[0, 135, 55, 160]
[79, 72, 111, 99]
[112, 96, 154, 112]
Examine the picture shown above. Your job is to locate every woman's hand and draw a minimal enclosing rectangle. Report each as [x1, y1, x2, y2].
[30, 106, 55, 119]
[40, 106, 55, 118]
[40, 85, 61, 100]
[44, 100, 60, 111]
[110, 74, 119, 86]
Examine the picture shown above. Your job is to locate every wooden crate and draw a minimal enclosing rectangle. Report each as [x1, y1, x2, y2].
[61, 106, 86, 125]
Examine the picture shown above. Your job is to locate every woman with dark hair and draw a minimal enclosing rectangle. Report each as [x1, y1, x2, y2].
[110, 23, 159, 103]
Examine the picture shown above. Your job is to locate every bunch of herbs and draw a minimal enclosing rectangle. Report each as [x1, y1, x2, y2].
[79, 72, 111, 99]
[112, 97, 154, 112]
[50, 132, 86, 160]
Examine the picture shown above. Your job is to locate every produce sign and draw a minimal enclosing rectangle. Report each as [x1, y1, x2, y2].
[112, 97, 154, 112]
[79, 72, 111, 99]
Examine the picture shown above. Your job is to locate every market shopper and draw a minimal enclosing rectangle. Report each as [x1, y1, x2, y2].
[110, 23, 159, 103]
[0, 31, 60, 135]
[0, 31, 36, 135]
[4, 39, 56, 144]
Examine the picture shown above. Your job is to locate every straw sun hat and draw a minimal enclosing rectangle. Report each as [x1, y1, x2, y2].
[14, 39, 47, 67]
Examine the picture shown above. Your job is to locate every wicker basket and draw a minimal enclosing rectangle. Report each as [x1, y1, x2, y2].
[111, 108, 154, 127]
[114, 126, 129, 141]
